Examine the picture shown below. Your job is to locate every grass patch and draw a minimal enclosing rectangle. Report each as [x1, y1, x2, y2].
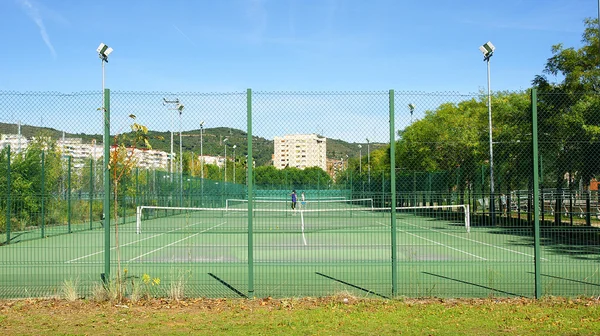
[0, 297, 599, 335]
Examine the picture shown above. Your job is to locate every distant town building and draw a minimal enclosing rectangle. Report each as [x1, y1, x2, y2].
[198, 155, 224, 167]
[1, 133, 170, 170]
[273, 133, 326, 171]
[0, 134, 28, 153]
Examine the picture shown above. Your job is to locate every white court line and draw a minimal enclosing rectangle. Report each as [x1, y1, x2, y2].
[376, 221, 487, 260]
[128, 221, 227, 262]
[397, 219, 548, 261]
[65, 220, 211, 264]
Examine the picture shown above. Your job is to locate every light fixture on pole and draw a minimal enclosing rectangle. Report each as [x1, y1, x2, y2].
[200, 121, 204, 179]
[163, 98, 181, 182]
[408, 103, 415, 124]
[97, 42, 113, 170]
[366, 138, 371, 185]
[97, 42, 113, 234]
[358, 144, 362, 174]
[97, 42, 113, 277]
[177, 103, 184, 204]
[233, 145, 237, 184]
[479, 41, 496, 224]
[223, 138, 229, 182]
[200, 121, 205, 205]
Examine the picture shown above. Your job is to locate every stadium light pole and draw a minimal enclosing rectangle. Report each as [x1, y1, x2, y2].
[408, 103, 415, 124]
[177, 103, 184, 205]
[480, 41, 496, 224]
[200, 121, 205, 179]
[358, 144, 362, 174]
[223, 138, 229, 182]
[366, 138, 371, 185]
[233, 145, 237, 184]
[163, 98, 181, 182]
[97, 42, 113, 282]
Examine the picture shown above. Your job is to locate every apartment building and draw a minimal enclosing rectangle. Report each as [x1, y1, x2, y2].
[273, 133, 326, 171]
[1, 134, 169, 170]
[0, 134, 28, 153]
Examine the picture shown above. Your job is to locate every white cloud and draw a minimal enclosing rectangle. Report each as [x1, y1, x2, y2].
[18, 0, 57, 58]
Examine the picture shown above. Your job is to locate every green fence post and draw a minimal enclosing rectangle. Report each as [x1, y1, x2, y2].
[389, 89, 397, 297]
[247, 88, 254, 297]
[67, 155, 72, 233]
[103, 88, 111, 282]
[531, 88, 541, 299]
[89, 158, 94, 230]
[5, 145, 11, 244]
[41, 150, 45, 238]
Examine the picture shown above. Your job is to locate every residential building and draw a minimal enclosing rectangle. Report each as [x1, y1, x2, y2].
[273, 133, 326, 171]
[0, 134, 28, 153]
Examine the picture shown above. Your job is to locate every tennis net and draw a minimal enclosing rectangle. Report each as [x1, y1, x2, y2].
[135, 204, 470, 235]
[225, 198, 375, 211]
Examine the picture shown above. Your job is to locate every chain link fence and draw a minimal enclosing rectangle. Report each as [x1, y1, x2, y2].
[0, 89, 598, 299]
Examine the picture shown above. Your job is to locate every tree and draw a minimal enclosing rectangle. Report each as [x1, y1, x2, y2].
[532, 18, 600, 214]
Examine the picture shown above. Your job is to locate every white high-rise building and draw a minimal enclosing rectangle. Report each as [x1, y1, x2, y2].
[273, 134, 326, 171]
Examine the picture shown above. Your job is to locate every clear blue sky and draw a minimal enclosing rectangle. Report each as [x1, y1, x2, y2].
[0, 0, 595, 93]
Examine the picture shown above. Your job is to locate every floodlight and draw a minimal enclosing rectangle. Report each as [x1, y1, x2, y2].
[479, 41, 495, 60]
[97, 43, 113, 62]
[408, 103, 415, 111]
[479, 40, 496, 225]
[177, 104, 184, 113]
[200, 120, 205, 127]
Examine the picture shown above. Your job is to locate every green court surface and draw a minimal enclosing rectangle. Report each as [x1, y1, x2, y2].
[1, 207, 599, 299]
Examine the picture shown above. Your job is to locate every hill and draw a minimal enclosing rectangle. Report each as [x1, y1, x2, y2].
[0, 122, 385, 166]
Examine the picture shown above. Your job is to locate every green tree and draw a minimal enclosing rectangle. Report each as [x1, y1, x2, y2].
[532, 18, 600, 219]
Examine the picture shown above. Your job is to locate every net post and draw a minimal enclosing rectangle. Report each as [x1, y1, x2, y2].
[136, 206, 142, 234]
[465, 204, 470, 233]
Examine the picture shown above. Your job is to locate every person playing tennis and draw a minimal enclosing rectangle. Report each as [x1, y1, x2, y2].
[290, 190, 297, 212]
[301, 191, 306, 208]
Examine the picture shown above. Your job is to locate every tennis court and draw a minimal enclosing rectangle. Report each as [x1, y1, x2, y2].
[2, 201, 598, 299]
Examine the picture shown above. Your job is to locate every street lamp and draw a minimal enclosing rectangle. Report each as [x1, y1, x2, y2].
[480, 41, 496, 223]
[177, 103, 184, 204]
[200, 121, 205, 179]
[366, 138, 371, 185]
[358, 144, 362, 174]
[97, 42, 112, 233]
[408, 103, 415, 124]
[233, 145, 237, 184]
[163, 98, 181, 182]
[223, 138, 229, 182]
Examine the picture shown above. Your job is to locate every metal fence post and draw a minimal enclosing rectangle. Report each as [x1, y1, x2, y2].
[389, 89, 397, 297]
[89, 158, 93, 230]
[247, 88, 254, 297]
[103, 88, 111, 282]
[67, 155, 72, 233]
[5, 145, 11, 244]
[41, 150, 45, 238]
[531, 88, 541, 299]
